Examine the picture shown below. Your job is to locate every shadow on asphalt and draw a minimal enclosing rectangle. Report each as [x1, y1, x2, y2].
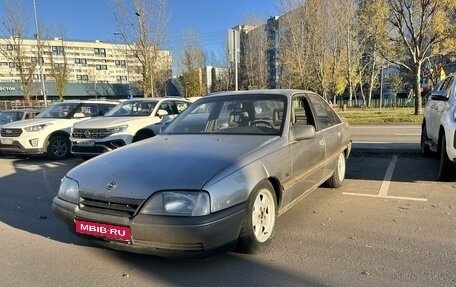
[107, 251, 330, 287]
[0, 156, 93, 247]
[348, 143, 440, 182]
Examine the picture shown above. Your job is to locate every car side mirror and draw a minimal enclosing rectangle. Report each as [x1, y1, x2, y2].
[73, 112, 86, 118]
[157, 109, 169, 118]
[291, 125, 316, 141]
[430, 90, 448, 102]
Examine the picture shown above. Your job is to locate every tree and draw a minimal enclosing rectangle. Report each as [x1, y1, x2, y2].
[382, 0, 456, 115]
[278, 0, 349, 102]
[48, 33, 71, 101]
[239, 15, 268, 90]
[0, 0, 41, 101]
[112, 0, 169, 97]
[278, 3, 312, 89]
[357, 0, 390, 107]
[178, 30, 206, 97]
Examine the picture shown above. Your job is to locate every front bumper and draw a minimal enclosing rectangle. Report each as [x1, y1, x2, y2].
[52, 196, 246, 257]
[71, 134, 132, 156]
[0, 138, 46, 155]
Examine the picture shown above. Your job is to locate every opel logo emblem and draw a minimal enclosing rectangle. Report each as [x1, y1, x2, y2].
[83, 130, 91, 138]
[107, 181, 117, 191]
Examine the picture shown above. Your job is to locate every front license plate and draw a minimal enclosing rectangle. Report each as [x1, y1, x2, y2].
[76, 140, 95, 147]
[0, 138, 13, 145]
[75, 219, 131, 241]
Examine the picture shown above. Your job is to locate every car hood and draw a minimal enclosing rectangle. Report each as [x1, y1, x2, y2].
[74, 116, 157, 128]
[0, 118, 62, 128]
[69, 134, 278, 200]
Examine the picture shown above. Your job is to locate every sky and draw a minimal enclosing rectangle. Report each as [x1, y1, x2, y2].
[0, 0, 280, 67]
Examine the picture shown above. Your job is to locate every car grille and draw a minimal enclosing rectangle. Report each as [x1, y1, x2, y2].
[72, 128, 112, 139]
[79, 196, 143, 217]
[1, 128, 22, 137]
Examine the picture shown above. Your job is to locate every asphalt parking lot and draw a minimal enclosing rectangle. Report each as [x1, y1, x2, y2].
[0, 125, 455, 287]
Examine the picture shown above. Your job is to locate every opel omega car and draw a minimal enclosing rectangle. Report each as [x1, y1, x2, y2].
[52, 90, 351, 257]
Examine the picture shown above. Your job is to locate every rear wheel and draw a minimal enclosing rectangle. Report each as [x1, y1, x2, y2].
[236, 181, 277, 254]
[46, 135, 71, 160]
[438, 135, 456, 181]
[326, 152, 346, 188]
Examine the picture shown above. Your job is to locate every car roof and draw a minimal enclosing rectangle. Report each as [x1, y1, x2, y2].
[56, 99, 120, 104]
[123, 97, 192, 102]
[203, 89, 319, 99]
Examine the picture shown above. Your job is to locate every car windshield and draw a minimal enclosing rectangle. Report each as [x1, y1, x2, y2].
[0, 111, 22, 124]
[36, 102, 80, 119]
[164, 94, 286, 135]
[105, 100, 158, 117]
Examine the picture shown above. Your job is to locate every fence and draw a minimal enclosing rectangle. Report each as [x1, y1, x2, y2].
[336, 97, 419, 109]
[0, 100, 52, 110]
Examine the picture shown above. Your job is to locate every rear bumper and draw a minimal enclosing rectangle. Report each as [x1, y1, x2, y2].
[52, 196, 246, 257]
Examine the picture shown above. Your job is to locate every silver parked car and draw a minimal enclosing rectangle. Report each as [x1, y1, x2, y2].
[52, 90, 351, 257]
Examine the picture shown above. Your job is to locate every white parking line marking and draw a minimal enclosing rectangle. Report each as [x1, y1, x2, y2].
[342, 192, 427, 202]
[378, 155, 397, 196]
[342, 155, 428, 202]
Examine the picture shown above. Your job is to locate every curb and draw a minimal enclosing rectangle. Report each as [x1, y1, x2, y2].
[351, 142, 421, 155]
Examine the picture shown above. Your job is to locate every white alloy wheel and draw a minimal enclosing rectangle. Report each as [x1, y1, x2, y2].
[335, 152, 346, 182]
[251, 188, 276, 243]
[325, 151, 346, 188]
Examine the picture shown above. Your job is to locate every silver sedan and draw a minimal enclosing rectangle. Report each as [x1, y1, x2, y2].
[52, 89, 351, 257]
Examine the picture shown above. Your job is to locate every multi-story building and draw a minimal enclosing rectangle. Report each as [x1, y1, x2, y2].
[0, 37, 171, 100]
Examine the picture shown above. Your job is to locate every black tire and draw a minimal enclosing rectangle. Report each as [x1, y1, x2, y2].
[421, 124, 432, 157]
[438, 135, 456, 181]
[133, 132, 154, 142]
[46, 135, 71, 160]
[326, 152, 346, 188]
[80, 155, 94, 161]
[14, 154, 30, 159]
[236, 181, 277, 254]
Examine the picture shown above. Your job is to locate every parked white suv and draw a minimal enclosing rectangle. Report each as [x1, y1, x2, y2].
[70, 97, 191, 159]
[0, 100, 119, 160]
[421, 73, 456, 181]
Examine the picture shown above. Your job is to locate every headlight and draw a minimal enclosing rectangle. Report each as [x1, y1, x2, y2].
[139, 191, 210, 216]
[24, 124, 49, 132]
[106, 125, 128, 134]
[58, 176, 80, 204]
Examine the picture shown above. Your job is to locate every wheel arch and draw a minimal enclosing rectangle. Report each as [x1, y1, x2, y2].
[44, 130, 70, 148]
[438, 125, 446, 154]
[267, 176, 283, 209]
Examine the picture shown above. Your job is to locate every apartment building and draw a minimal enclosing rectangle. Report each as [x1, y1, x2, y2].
[0, 37, 171, 99]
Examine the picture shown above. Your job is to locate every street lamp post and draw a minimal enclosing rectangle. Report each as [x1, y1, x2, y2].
[33, 0, 47, 107]
[114, 32, 131, 99]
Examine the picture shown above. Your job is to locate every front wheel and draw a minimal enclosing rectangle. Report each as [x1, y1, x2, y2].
[326, 152, 346, 188]
[421, 124, 432, 157]
[438, 135, 456, 181]
[46, 135, 71, 160]
[236, 181, 277, 254]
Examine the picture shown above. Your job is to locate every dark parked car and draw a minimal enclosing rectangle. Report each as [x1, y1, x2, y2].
[52, 89, 351, 257]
